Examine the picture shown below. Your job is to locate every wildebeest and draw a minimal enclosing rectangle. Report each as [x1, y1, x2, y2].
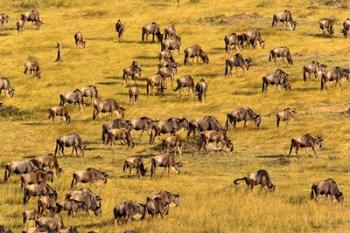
[319, 19, 334, 37]
[276, 108, 297, 128]
[37, 194, 58, 214]
[48, 106, 71, 123]
[195, 79, 207, 102]
[341, 18, 350, 38]
[74, 31, 86, 48]
[0, 78, 14, 97]
[271, 10, 297, 31]
[21, 9, 42, 29]
[161, 35, 181, 54]
[24, 58, 41, 79]
[184, 44, 209, 65]
[55, 133, 86, 157]
[23, 182, 57, 205]
[225, 53, 251, 76]
[141, 22, 163, 42]
[0, 226, 12, 233]
[147, 191, 180, 207]
[149, 117, 189, 144]
[158, 66, 176, 86]
[269, 47, 293, 65]
[123, 156, 147, 178]
[241, 29, 265, 48]
[198, 130, 234, 152]
[159, 50, 175, 62]
[128, 116, 158, 140]
[56, 198, 86, 216]
[150, 154, 181, 178]
[35, 214, 63, 232]
[23, 209, 38, 224]
[310, 178, 344, 203]
[65, 189, 102, 216]
[71, 168, 108, 188]
[164, 24, 176, 39]
[162, 136, 183, 156]
[101, 119, 131, 144]
[20, 170, 54, 189]
[303, 61, 327, 81]
[93, 98, 125, 120]
[234, 169, 275, 191]
[187, 116, 224, 137]
[114, 200, 146, 224]
[36, 153, 62, 177]
[59, 89, 85, 110]
[224, 32, 241, 52]
[79, 85, 98, 100]
[226, 107, 261, 129]
[288, 133, 323, 157]
[146, 196, 169, 218]
[16, 18, 25, 35]
[174, 75, 195, 96]
[146, 74, 166, 96]
[115, 19, 125, 40]
[59, 227, 78, 233]
[320, 66, 350, 90]
[123, 62, 142, 86]
[262, 69, 291, 92]
[106, 128, 134, 148]
[129, 86, 138, 105]
[4, 159, 40, 181]
[0, 14, 9, 30]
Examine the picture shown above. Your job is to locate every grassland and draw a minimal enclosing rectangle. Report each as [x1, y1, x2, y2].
[1, 0, 350, 232]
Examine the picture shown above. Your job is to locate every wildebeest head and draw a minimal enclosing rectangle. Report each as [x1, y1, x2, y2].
[156, 31, 163, 43]
[315, 136, 323, 148]
[139, 163, 147, 176]
[201, 53, 209, 64]
[177, 117, 189, 130]
[226, 139, 234, 152]
[287, 56, 293, 65]
[117, 106, 126, 118]
[341, 68, 350, 80]
[7, 87, 14, 97]
[47, 171, 54, 183]
[245, 57, 252, 70]
[254, 114, 261, 127]
[268, 182, 275, 191]
[291, 21, 297, 31]
[336, 192, 344, 203]
[259, 40, 265, 49]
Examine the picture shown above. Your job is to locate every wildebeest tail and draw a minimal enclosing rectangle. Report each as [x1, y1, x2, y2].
[310, 184, 317, 200]
[262, 76, 267, 92]
[101, 125, 107, 143]
[183, 50, 188, 65]
[320, 76, 325, 90]
[59, 94, 64, 106]
[268, 51, 273, 62]
[271, 15, 276, 26]
[225, 59, 229, 76]
[54, 140, 60, 156]
[276, 114, 280, 127]
[70, 173, 77, 188]
[303, 67, 307, 82]
[225, 113, 230, 130]
[3, 164, 9, 181]
[146, 80, 150, 95]
[173, 79, 181, 92]
[233, 177, 246, 185]
[150, 158, 156, 177]
[224, 36, 229, 52]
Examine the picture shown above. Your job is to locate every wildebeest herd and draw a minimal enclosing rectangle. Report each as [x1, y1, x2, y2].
[0, 3, 348, 233]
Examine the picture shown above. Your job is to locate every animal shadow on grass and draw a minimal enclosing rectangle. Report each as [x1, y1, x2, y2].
[233, 90, 258, 96]
[134, 55, 158, 60]
[21, 122, 51, 126]
[95, 81, 117, 86]
[117, 40, 143, 44]
[76, 220, 111, 228]
[86, 36, 114, 42]
[0, 33, 10, 37]
[195, 72, 222, 78]
[301, 32, 336, 39]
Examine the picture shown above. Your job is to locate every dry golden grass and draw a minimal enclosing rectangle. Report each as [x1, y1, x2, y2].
[1, 0, 350, 232]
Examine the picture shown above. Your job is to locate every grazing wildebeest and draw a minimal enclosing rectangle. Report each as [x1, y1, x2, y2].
[48, 106, 71, 123]
[162, 136, 183, 156]
[92, 98, 125, 120]
[303, 61, 327, 81]
[320, 19, 334, 37]
[146, 196, 169, 218]
[0, 78, 14, 97]
[187, 116, 224, 137]
[106, 128, 134, 148]
[24, 58, 41, 79]
[101, 119, 131, 143]
[56, 199, 86, 216]
[234, 169, 275, 191]
[288, 133, 323, 157]
[37, 195, 58, 214]
[128, 116, 159, 140]
[184, 44, 209, 65]
[35, 214, 63, 232]
[20, 170, 54, 189]
[74, 31, 86, 48]
[129, 86, 138, 105]
[147, 191, 180, 207]
[59, 89, 85, 110]
[269, 47, 293, 65]
[164, 24, 176, 39]
[174, 75, 195, 96]
[115, 19, 125, 40]
[79, 85, 98, 100]
[158, 66, 176, 86]
[310, 178, 344, 203]
[0, 226, 12, 233]
[341, 18, 350, 38]
[276, 108, 297, 128]
[242, 29, 265, 48]
[4, 159, 40, 181]
[226, 107, 261, 129]
[16, 18, 25, 35]
[150, 154, 181, 178]
[149, 117, 189, 144]
[123, 156, 147, 178]
[65, 189, 102, 216]
[262, 69, 291, 92]
[114, 200, 146, 224]
[271, 10, 297, 31]
[123, 62, 142, 86]
[0, 14, 9, 30]
[141, 22, 163, 42]
[159, 50, 175, 62]
[225, 53, 252, 77]
[36, 153, 62, 177]
[23, 182, 57, 205]
[198, 130, 234, 152]
[224, 32, 241, 52]
[70, 168, 108, 188]
[195, 79, 207, 102]
[146, 74, 166, 96]
[161, 35, 181, 54]
[21, 9, 42, 29]
[23, 209, 38, 224]
[55, 133, 86, 157]
[320, 66, 350, 90]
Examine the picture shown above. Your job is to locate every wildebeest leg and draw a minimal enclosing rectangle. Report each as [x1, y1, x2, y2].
[71, 147, 75, 156]
[288, 144, 293, 156]
[284, 120, 289, 129]
[311, 146, 318, 158]
[243, 120, 247, 128]
[61, 146, 65, 156]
